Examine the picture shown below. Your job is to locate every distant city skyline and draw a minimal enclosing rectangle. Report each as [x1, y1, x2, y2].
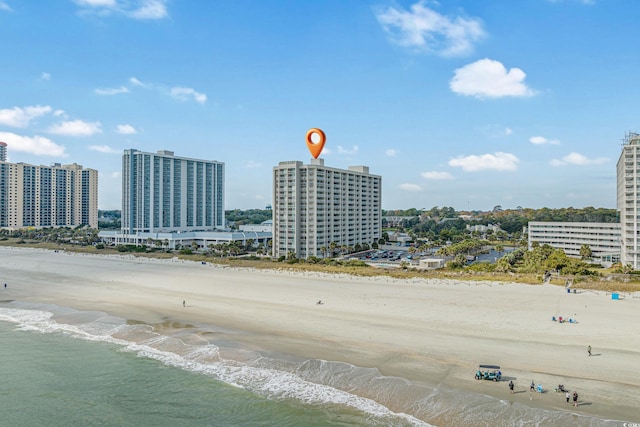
[1, 1, 636, 211]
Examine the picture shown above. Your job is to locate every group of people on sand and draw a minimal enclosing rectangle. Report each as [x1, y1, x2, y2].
[552, 315, 577, 323]
[510, 381, 580, 407]
[563, 388, 579, 407]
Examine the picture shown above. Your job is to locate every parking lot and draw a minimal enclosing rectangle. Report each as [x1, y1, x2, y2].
[345, 247, 419, 266]
[344, 245, 513, 267]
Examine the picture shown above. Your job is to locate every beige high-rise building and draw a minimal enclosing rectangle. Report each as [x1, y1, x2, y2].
[617, 132, 640, 269]
[0, 161, 98, 229]
[272, 158, 381, 259]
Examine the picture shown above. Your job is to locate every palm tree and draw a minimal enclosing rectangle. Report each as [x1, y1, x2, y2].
[329, 241, 337, 257]
[579, 244, 592, 260]
[228, 241, 241, 256]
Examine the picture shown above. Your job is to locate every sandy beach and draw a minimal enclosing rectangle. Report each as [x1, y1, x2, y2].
[1, 246, 639, 425]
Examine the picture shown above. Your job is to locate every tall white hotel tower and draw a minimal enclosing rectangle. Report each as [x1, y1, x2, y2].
[272, 158, 381, 259]
[122, 149, 224, 234]
[617, 132, 640, 269]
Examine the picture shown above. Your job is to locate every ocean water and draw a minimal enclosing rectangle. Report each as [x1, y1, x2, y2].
[0, 302, 627, 427]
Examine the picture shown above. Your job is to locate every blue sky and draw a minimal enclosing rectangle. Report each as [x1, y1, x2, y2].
[0, 0, 637, 211]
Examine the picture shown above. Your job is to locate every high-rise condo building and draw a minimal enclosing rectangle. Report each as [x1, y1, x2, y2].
[0, 160, 98, 229]
[122, 149, 224, 234]
[273, 158, 381, 259]
[0, 141, 7, 162]
[617, 132, 640, 269]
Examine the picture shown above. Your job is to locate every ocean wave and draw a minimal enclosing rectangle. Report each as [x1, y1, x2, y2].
[0, 304, 626, 427]
[0, 305, 428, 427]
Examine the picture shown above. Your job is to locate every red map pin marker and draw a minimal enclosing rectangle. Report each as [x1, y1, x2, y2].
[306, 128, 326, 159]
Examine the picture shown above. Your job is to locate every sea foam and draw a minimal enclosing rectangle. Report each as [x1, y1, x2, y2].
[0, 305, 429, 427]
[0, 304, 626, 427]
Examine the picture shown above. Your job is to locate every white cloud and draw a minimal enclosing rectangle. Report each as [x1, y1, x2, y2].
[110, 171, 121, 178]
[74, 0, 168, 20]
[74, 0, 116, 6]
[529, 136, 560, 145]
[95, 86, 129, 95]
[550, 152, 608, 166]
[170, 87, 207, 104]
[449, 152, 519, 172]
[0, 105, 53, 128]
[126, 78, 209, 105]
[0, 131, 66, 156]
[88, 145, 119, 154]
[48, 119, 102, 136]
[40, 72, 51, 80]
[450, 58, 536, 99]
[116, 124, 137, 134]
[505, 128, 513, 135]
[385, 149, 398, 157]
[128, 0, 168, 20]
[421, 171, 454, 180]
[0, 1, 11, 11]
[129, 76, 146, 87]
[337, 145, 359, 155]
[400, 183, 422, 191]
[375, 1, 485, 56]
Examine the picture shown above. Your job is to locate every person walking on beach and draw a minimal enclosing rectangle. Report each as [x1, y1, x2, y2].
[572, 391, 578, 407]
[530, 381, 535, 392]
[509, 380, 514, 393]
[565, 391, 570, 404]
[587, 345, 592, 357]
[183, 300, 186, 307]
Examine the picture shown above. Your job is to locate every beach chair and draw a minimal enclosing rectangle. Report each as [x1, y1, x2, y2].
[536, 384, 543, 393]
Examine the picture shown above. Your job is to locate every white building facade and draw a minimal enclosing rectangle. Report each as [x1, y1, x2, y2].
[99, 230, 271, 250]
[0, 161, 98, 229]
[122, 149, 224, 233]
[273, 159, 381, 259]
[527, 221, 620, 266]
[239, 220, 272, 233]
[617, 132, 640, 269]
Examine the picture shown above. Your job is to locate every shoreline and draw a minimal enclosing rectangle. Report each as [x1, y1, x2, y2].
[1, 246, 639, 424]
